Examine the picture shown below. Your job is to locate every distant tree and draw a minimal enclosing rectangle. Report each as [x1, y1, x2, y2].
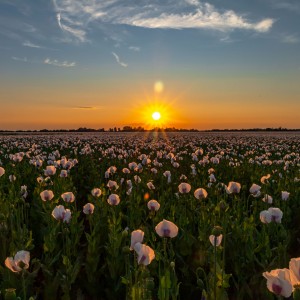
[122, 126, 133, 132]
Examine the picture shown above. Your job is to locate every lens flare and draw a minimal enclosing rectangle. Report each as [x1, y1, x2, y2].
[154, 81, 164, 93]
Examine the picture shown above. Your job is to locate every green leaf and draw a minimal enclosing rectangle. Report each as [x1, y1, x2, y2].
[121, 277, 130, 285]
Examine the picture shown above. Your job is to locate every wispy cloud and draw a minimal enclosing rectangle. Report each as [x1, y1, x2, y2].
[23, 41, 42, 48]
[22, 23, 37, 33]
[12, 56, 28, 62]
[22, 41, 58, 51]
[56, 12, 86, 42]
[52, 0, 274, 43]
[73, 106, 100, 110]
[270, 0, 300, 13]
[129, 46, 140, 52]
[119, 4, 273, 32]
[185, 0, 201, 6]
[1, 0, 32, 16]
[112, 52, 128, 68]
[44, 58, 76, 67]
[0, 17, 38, 42]
[220, 35, 234, 43]
[281, 34, 299, 44]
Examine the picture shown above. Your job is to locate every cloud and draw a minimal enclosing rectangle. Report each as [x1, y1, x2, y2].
[23, 41, 42, 48]
[129, 46, 140, 52]
[220, 35, 233, 43]
[281, 34, 299, 44]
[12, 56, 28, 62]
[185, 0, 201, 6]
[270, 0, 300, 13]
[0, 17, 39, 42]
[44, 58, 76, 67]
[52, 0, 274, 43]
[56, 12, 86, 42]
[1, 0, 32, 16]
[22, 41, 58, 51]
[73, 106, 98, 110]
[22, 23, 37, 33]
[112, 52, 128, 68]
[119, 5, 273, 32]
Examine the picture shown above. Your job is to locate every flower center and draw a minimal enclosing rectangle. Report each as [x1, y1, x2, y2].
[18, 261, 26, 269]
[271, 215, 278, 222]
[272, 283, 282, 295]
[163, 229, 171, 237]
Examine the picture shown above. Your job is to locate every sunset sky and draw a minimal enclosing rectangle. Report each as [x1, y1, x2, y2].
[0, 0, 299, 130]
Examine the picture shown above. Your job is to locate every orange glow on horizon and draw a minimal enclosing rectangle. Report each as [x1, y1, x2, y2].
[133, 100, 177, 129]
[2, 76, 299, 131]
[119, 80, 187, 130]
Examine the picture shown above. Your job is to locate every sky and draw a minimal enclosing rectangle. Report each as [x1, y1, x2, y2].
[0, 0, 299, 130]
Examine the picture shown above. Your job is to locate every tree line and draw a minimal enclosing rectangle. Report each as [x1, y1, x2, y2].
[0, 126, 299, 133]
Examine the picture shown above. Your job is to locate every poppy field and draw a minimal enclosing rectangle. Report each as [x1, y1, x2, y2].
[0, 132, 299, 300]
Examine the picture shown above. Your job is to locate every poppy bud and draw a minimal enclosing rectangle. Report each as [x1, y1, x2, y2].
[4, 288, 17, 300]
[197, 279, 204, 289]
[212, 226, 222, 237]
[122, 229, 129, 238]
[218, 201, 228, 211]
[293, 285, 300, 300]
[122, 246, 131, 254]
[146, 278, 155, 290]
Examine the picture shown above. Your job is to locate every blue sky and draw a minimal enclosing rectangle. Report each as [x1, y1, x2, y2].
[0, 0, 299, 129]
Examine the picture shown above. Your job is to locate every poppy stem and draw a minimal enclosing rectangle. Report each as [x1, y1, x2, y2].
[22, 270, 26, 300]
[222, 221, 226, 288]
[163, 238, 168, 299]
[134, 251, 138, 299]
[214, 238, 217, 300]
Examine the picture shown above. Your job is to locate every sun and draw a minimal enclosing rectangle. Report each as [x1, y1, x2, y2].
[130, 99, 174, 130]
[152, 111, 161, 121]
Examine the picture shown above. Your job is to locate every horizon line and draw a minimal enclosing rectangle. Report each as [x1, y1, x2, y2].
[0, 126, 300, 133]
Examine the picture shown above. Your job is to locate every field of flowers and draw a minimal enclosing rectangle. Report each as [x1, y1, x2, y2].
[0, 132, 299, 300]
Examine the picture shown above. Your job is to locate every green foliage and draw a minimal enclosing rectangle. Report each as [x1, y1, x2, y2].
[0, 132, 299, 299]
